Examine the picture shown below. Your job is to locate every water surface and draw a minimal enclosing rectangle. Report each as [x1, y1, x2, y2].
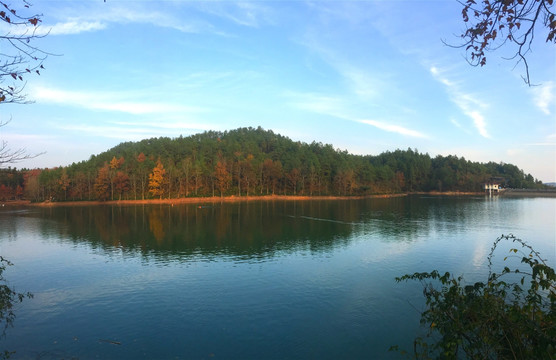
[0, 196, 554, 359]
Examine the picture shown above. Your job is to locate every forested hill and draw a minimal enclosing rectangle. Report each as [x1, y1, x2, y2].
[0, 127, 546, 202]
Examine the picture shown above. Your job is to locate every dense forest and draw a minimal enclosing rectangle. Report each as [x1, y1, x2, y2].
[0, 127, 546, 202]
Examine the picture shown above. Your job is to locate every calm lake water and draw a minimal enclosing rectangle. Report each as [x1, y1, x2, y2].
[0, 195, 554, 359]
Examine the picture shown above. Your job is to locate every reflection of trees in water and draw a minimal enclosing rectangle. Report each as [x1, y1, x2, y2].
[0, 209, 32, 242]
[25, 196, 486, 260]
[148, 207, 165, 244]
[27, 201, 360, 259]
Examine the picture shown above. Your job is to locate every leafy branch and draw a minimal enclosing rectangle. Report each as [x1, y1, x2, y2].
[0, 255, 33, 359]
[450, 0, 555, 85]
[394, 234, 556, 359]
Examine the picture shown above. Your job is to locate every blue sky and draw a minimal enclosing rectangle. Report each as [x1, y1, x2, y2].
[1, 0, 555, 182]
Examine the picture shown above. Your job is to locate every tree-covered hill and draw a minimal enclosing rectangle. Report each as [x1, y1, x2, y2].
[0, 127, 545, 202]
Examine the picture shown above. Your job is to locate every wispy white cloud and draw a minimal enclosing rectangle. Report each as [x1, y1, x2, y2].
[0, 133, 55, 142]
[56, 121, 216, 141]
[30, 3, 218, 36]
[297, 34, 387, 103]
[524, 133, 556, 146]
[35, 1, 274, 36]
[340, 67, 382, 100]
[466, 111, 489, 139]
[286, 91, 428, 138]
[111, 120, 217, 132]
[531, 81, 554, 115]
[198, 2, 274, 28]
[286, 92, 346, 118]
[450, 118, 462, 128]
[430, 66, 491, 139]
[38, 21, 106, 35]
[57, 124, 156, 140]
[31, 86, 205, 115]
[358, 119, 428, 138]
[449, 118, 474, 135]
[0, 20, 105, 36]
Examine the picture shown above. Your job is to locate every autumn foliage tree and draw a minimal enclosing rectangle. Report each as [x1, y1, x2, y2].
[113, 171, 130, 200]
[94, 163, 110, 201]
[149, 159, 166, 199]
[23, 169, 40, 201]
[57, 168, 70, 201]
[108, 156, 124, 200]
[214, 159, 231, 197]
[457, 0, 555, 85]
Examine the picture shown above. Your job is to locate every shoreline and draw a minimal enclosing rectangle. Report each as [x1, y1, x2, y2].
[3, 190, 553, 207]
[3, 194, 406, 207]
[499, 189, 556, 197]
[0, 191, 491, 207]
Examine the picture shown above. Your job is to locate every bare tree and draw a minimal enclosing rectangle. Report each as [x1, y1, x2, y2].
[1, 1, 48, 167]
[1, 0, 49, 104]
[0, 119, 42, 167]
[454, 0, 555, 85]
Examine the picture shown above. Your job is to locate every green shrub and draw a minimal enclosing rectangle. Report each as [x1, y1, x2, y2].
[394, 234, 555, 359]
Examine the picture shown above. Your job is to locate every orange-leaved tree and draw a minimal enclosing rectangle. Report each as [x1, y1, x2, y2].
[149, 159, 166, 199]
[214, 159, 231, 197]
[113, 171, 130, 200]
[94, 163, 110, 201]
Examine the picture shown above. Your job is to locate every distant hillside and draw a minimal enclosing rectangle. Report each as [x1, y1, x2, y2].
[0, 127, 546, 202]
[544, 182, 556, 187]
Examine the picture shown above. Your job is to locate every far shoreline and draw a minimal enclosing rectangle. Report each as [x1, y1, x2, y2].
[4, 189, 555, 207]
[1, 191, 490, 207]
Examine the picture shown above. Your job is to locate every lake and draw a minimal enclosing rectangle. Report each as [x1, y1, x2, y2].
[0, 195, 554, 359]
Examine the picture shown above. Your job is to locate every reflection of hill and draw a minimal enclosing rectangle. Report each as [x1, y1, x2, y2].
[20, 196, 492, 261]
[29, 201, 360, 260]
